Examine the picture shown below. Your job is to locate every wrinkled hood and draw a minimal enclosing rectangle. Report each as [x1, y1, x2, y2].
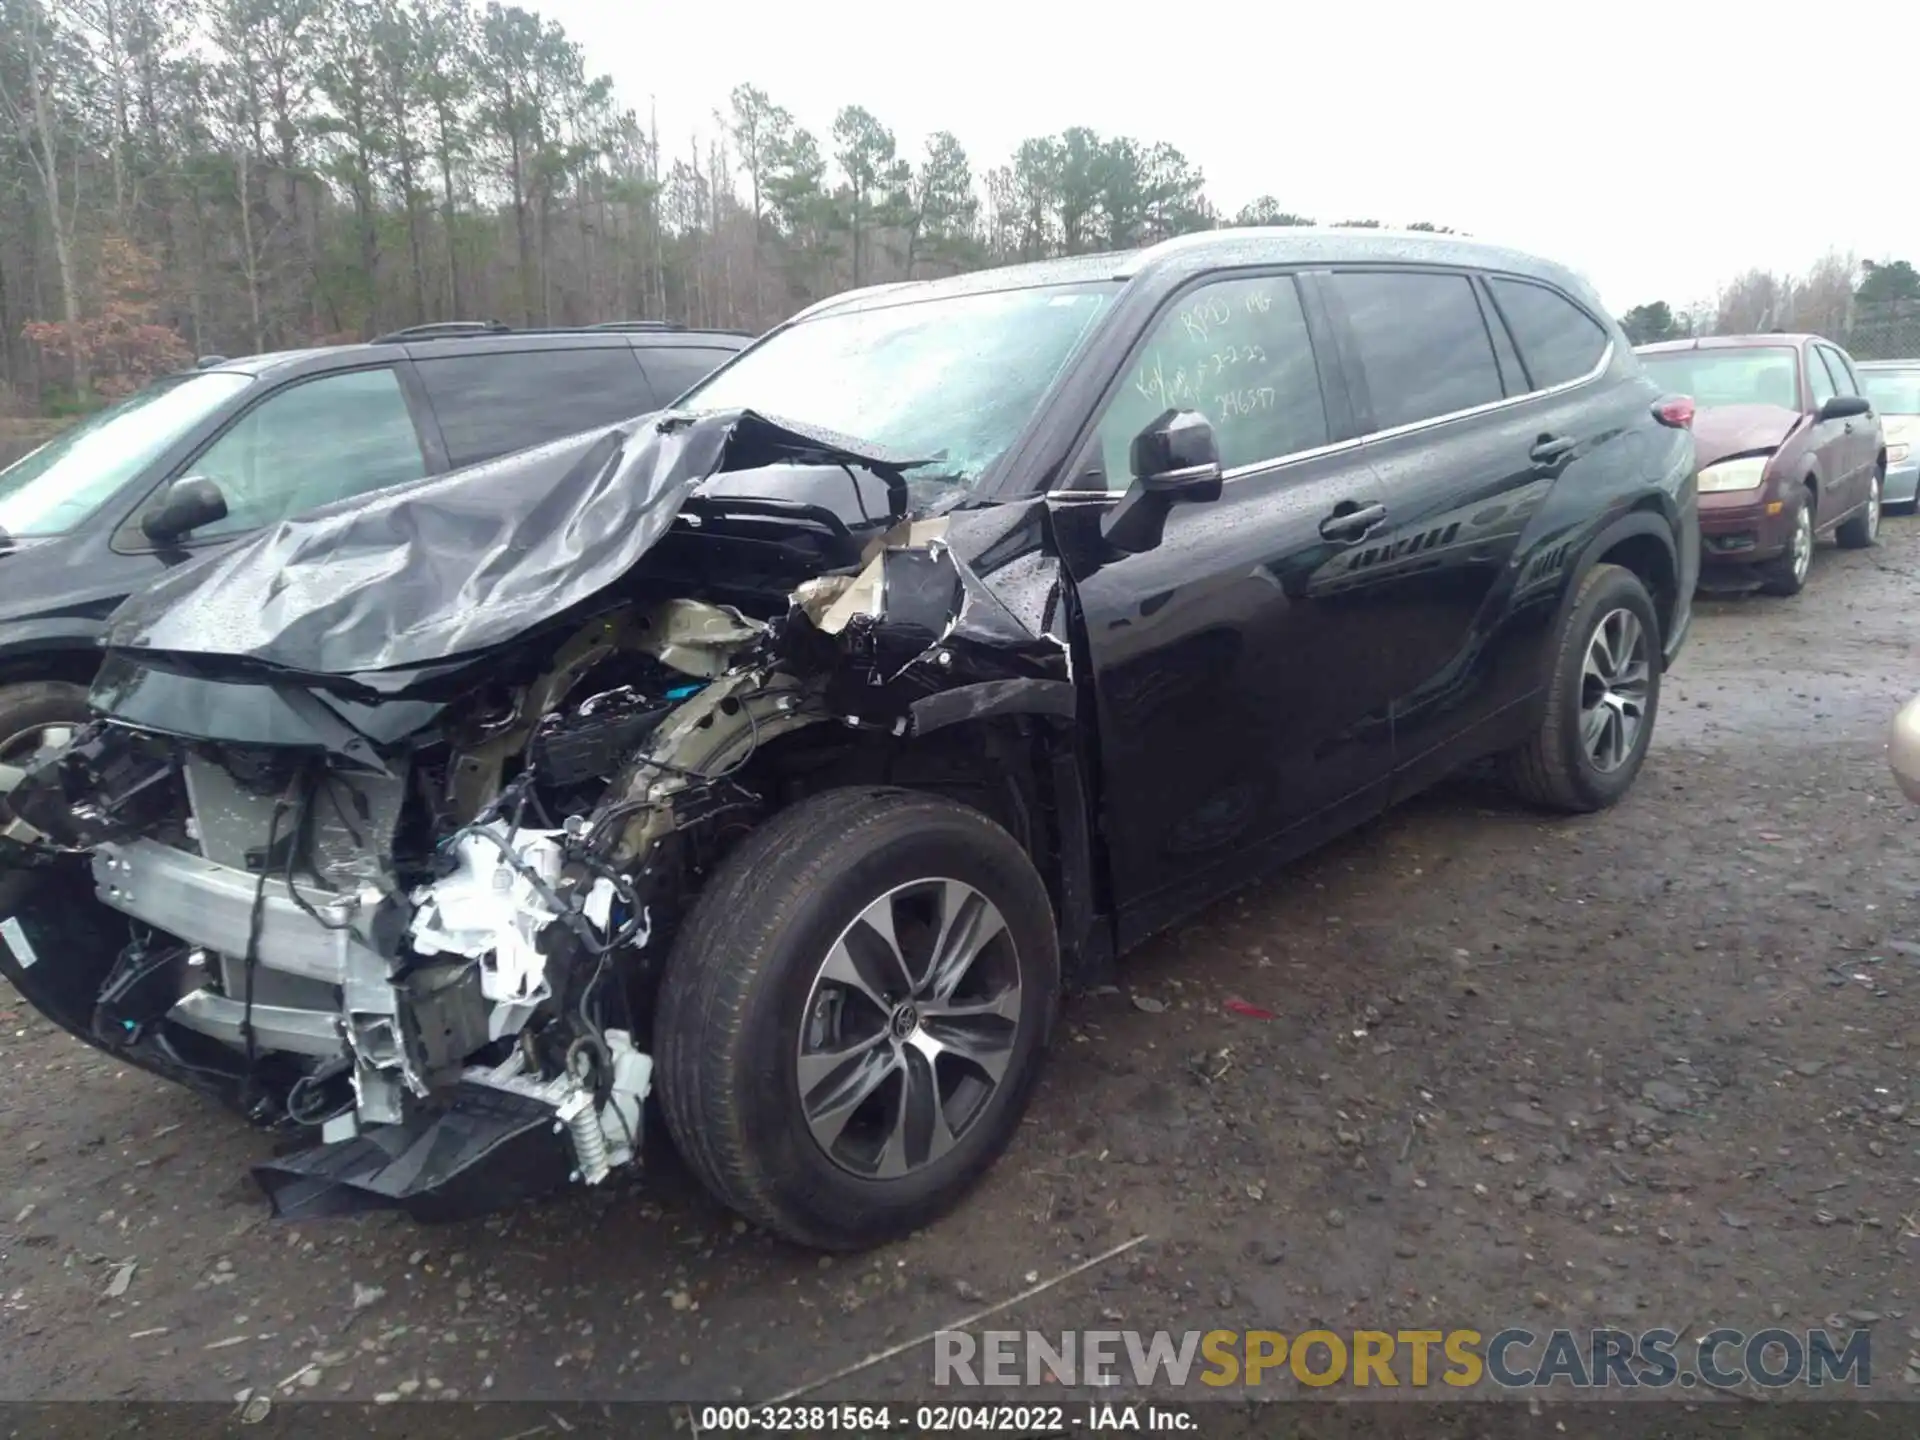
[101, 409, 924, 678]
[1691, 403, 1803, 470]
[1883, 413, 1919, 448]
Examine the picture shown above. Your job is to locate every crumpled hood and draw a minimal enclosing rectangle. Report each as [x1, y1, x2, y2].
[1691, 403, 1803, 470]
[101, 408, 923, 678]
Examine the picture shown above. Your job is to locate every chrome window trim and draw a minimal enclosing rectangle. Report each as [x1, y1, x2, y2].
[1053, 337, 1615, 497]
[1354, 339, 1615, 447]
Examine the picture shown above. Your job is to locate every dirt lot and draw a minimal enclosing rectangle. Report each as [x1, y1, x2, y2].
[2, 518, 1917, 1413]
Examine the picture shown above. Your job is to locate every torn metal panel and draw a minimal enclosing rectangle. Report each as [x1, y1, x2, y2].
[101, 410, 928, 678]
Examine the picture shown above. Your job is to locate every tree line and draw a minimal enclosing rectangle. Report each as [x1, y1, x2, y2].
[1619, 256, 1920, 357]
[0, 0, 1467, 409]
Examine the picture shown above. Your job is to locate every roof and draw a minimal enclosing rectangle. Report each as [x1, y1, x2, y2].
[795, 227, 1608, 324]
[196, 324, 751, 380]
[1857, 357, 1920, 368]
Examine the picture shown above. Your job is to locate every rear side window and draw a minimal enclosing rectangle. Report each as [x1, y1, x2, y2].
[415, 348, 651, 469]
[1328, 271, 1503, 432]
[640, 347, 740, 406]
[1487, 278, 1609, 391]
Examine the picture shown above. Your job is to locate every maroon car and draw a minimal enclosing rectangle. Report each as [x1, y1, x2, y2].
[1636, 334, 1885, 595]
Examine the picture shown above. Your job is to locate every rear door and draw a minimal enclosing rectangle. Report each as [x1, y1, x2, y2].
[1312, 266, 1589, 780]
[410, 343, 653, 469]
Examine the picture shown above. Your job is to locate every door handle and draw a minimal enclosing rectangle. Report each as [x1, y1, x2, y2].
[1530, 433, 1578, 465]
[1320, 501, 1387, 541]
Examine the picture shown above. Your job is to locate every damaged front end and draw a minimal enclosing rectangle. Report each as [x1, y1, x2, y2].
[0, 407, 1080, 1222]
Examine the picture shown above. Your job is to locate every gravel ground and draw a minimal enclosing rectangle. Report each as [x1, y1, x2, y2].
[2, 518, 1917, 1413]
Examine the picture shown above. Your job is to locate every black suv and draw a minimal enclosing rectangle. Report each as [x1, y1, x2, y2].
[0, 321, 749, 769]
[0, 232, 1698, 1249]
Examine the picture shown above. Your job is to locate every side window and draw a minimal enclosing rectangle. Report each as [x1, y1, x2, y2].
[1486, 277, 1610, 391]
[1328, 271, 1503, 431]
[641, 347, 740, 406]
[1090, 274, 1327, 486]
[416, 347, 650, 469]
[1823, 346, 1862, 396]
[1809, 348, 1839, 407]
[186, 368, 425, 537]
[1479, 287, 1529, 395]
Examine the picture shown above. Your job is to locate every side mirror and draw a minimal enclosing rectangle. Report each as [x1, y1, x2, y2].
[1103, 410, 1224, 554]
[1131, 409, 1225, 495]
[1818, 394, 1871, 422]
[139, 476, 229, 543]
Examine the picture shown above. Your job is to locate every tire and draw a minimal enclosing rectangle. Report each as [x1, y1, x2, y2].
[1836, 470, 1882, 549]
[1500, 563, 1661, 813]
[0, 680, 91, 770]
[1760, 487, 1815, 596]
[654, 786, 1060, 1250]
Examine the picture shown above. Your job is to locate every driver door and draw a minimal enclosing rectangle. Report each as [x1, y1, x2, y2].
[1050, 270, 1403, 948]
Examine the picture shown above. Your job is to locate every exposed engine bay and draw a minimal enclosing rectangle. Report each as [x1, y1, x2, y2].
[0, 409, 1082, 1220]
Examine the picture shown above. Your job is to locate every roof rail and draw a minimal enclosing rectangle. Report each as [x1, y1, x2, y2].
[195, 354, 230, 368]
[372, 320, 512, 344]
[369, 318, 756, 345]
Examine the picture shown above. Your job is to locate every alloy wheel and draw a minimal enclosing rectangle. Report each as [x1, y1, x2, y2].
[1866, 476, 1882, 541]
[0, 722, 76, 771]
[1579, 607, 1651, 774]
[1790, 505, 1813, 584]
[797, 877, 1022, 1179]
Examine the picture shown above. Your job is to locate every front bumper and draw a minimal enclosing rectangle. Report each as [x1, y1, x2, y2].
[1885, 455, 1920, 508]
[1698, 488, 1793, 565]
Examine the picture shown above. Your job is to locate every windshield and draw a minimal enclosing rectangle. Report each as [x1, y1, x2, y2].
[1861, 368, 1920, 415]
[0, 371, 253, 538]
[1637, 347, 1800, 409]
[682, 281, 1120, 502]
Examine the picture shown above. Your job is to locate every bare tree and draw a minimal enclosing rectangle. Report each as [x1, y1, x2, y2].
[0, 0, 90, 394]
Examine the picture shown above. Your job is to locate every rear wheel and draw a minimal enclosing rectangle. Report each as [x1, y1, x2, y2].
[1836, 470, 1882, 549]
[1760, 487, 1816, 596]
[1500, 563, 1661, 813]
[655, 786, 1059, 1250]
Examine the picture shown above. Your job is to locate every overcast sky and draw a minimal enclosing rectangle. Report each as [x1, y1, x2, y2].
[544, 0, 1918, 314]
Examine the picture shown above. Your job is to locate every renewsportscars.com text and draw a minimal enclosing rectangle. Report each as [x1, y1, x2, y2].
[933, 1326, 1873, 1390]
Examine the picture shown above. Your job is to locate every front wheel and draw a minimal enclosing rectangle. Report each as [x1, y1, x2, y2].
[1760, 489, 1816, 595]
[0, 680, 90, 773]
[654, 786, 1060, 1250]
[1500, 563, 1661, 813]
[1836, 471, 1882, 549]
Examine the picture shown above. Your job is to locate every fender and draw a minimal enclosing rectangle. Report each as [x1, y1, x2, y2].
[906, 678, 1113, 988]
[1550, 505, 1681, 660]
[0, 618, 106, 684]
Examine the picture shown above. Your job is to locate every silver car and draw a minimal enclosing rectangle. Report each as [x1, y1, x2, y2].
[1859, 360, 1920, 509]
[1893, 691, 1920, 803]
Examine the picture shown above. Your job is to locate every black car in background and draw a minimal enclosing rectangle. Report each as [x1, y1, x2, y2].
[0, 231, 1699, 1249]
[0, 321, 749, 770]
